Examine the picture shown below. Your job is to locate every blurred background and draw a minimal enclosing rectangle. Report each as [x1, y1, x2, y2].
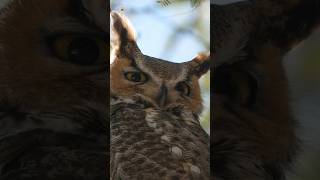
[285, 30, 320, 180]
[110, 0, 210, 133]
[213, 0, 320, 179]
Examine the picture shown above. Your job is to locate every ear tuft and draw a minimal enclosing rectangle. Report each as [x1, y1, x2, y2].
[110, 11, 136, 52]
[188, 52, 211, 77]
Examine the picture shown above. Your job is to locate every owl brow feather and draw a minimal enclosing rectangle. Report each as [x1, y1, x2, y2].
[67, 0, 105, 33]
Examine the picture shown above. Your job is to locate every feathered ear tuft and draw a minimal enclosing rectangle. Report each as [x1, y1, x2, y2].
[188, 53, 210, 77]
[110, 11, 136, 53]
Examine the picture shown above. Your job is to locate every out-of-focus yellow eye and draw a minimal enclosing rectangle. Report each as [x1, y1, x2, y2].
[51, 35, 106, 65]
[124, 72, 148, 83]
[176, 82, 191, 96]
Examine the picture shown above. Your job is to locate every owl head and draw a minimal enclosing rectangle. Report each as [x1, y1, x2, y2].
[110, 12, 210, 114]
[0, 0, 107, 112]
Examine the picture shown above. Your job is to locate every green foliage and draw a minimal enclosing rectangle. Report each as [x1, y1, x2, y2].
[157, 0, 203, 7]
[157, 0, 171, 6]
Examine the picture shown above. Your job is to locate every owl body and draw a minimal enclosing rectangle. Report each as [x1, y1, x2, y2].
[0, 0, 108, 179]
[111, 96, 209, 179]
[110, 12, 210, 179]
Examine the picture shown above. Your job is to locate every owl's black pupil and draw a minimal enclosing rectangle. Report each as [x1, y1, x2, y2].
[131, 73, 141, 82]
[68, 37, 99, 65]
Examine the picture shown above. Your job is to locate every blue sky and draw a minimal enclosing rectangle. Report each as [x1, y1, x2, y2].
[111, 0, 210, 63]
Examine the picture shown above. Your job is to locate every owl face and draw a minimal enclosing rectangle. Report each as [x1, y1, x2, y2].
[0, 0, 107, 111]
[110, 12, 209, 113]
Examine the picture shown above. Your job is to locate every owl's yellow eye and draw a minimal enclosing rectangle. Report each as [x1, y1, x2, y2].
[176, 82, 190, 96]
[124, 72, 147, 83]
[51, 35, 106, 65]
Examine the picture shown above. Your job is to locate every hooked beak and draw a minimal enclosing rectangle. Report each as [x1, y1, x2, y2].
[156, 84, 168, 108]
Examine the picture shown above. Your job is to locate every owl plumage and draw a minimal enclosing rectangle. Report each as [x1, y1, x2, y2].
[0, 0, 108, 179]
[110, 12, 210, 179]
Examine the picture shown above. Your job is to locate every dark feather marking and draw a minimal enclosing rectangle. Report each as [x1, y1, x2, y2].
[68, 0, 105, 33]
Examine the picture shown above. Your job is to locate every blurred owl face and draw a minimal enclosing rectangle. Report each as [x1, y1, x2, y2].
[110, 12, 209, 113]
[0, 0, 107, 111]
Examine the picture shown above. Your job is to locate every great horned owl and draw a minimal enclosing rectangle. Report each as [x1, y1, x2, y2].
[212, 0, 320, 179]
[0, 0, 108, 179]
[110, 12, 210, 179]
